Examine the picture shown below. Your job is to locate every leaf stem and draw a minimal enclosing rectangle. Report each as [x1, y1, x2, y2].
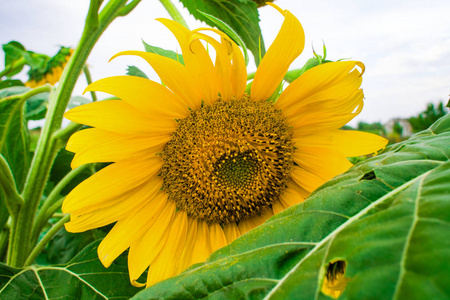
[159, 0, 189, 29]
[25, 214, 70, 266]
[0, 155, 24, 217]
[52, 122, 84, 144]
[83, 65, 97, 102]
[8, 0, 141, 268]
[31, 164, 91, 246]
[0, 84, 53, 102]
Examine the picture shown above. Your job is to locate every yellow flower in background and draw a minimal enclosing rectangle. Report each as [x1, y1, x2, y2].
[25, 47, 73, 88]
[62, 4, 387, 287]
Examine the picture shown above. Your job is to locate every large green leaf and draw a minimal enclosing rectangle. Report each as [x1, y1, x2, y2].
[133, 115, 450, 299]
[1, 41, 48, 78]
[179, 0, 265, 65]
[0, 241, 143, 299]
[25, 92, 50, 121]
[0, 86, 31, 189]
[0, 87, 30, 232]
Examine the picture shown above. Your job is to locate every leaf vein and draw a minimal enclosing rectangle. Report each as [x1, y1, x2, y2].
[263, 170, 432, 299]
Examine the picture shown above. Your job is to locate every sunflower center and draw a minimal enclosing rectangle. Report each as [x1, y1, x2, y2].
[161, 96, 294, 224]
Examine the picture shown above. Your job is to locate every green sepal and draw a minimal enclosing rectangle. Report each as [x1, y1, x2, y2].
[27, 46, 72, 82]
[284, 44, 336, 83]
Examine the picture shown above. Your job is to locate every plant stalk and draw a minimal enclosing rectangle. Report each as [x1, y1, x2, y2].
[8, 0, 141, 268]
[83, 65, 97, 102]
[25, 214, 70, 266]
[31, 164, 91, 246]
[159, 0, 189, 29]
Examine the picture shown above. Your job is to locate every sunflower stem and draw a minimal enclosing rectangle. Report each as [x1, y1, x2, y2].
[159, 0, 189, 29]
[8, 0, 141, 268]
[24, 214, 70, 266]
[31, 164, 91, 246]
[53, 122, 84, 144]
[83, 65, 97, 102]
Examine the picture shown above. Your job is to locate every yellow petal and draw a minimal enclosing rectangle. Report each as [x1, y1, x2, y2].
[293, 130, 388, 157]
[178, 217, 199, 272]
[193, 27, 247, 99]
[188, 219, 212, 266]
[223, 222, 241, 244]
[84, 76, 189, 119]
[272, 200, 286, 215]
[293, 147, 353, 181]
[209, 223, 228, 253]
[96, 191, 170, 268]
[128, 198, 178, 285]
[64, 100, 176, 135]
[290, 165, 326, 193]
[230, 41, 247, 99]
[67, 128, 170, 168]
[112, 51, 202, 110]
[190, 32, 233, 102]
[275, 61, 364, 115]
[157, 19, 219, 105]
[62, 156, 162, 213]
[289, 89, 364, 135]
[146, 210, 188, 287]
[65, 176, 163, 232]
[238, 209, 274, 235]
[251, 6, 304, 101]
[280, 179, 308, 208]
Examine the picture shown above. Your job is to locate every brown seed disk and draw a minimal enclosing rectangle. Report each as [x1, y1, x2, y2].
[161, 96, 294, 224]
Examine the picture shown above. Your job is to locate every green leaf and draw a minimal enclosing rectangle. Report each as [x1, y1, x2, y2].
[46, 148, 92, 197]
[37, 227, 108, 265]
[67, 95, 91, 109]
[0, 87, 30, 191]
[127, 65, 149, 79]
[179, 0, 265, 65]
[1, 41, 49, 78]
[0, 87, 30, 232]
[0, 241, 144, 299]
[132, 115, 450, 299]
[25, 92, 50, 121]
[142, 41, 184, 64]
[0, 79, 24, 90]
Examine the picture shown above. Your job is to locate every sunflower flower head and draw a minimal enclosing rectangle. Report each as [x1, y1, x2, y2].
[62, 4, 388, 288]
[25, 46, 73, 88]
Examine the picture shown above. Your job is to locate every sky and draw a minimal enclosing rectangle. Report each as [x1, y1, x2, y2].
[1, 0, 449, 126]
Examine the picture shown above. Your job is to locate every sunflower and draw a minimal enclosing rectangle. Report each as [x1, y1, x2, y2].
[62, 4, 387, 287]
[25, 47, 73, 88]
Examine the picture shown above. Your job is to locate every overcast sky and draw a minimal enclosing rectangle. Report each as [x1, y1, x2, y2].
[1, 0, 449, 126]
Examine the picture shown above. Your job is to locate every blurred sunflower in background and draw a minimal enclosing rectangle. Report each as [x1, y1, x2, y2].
[62, 4, 387, 287]
[25, 46, 73, 87]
